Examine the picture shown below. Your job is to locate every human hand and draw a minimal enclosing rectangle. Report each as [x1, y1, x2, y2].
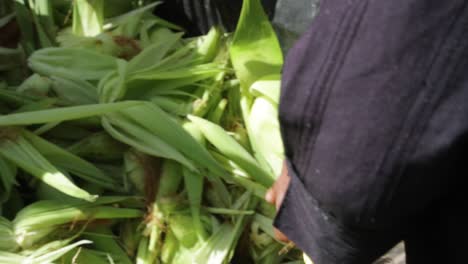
[265, 161, 291, 242]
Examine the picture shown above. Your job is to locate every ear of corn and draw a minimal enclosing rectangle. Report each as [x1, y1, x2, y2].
[248, 96, 284, 177]
[13, 197, 143, 248]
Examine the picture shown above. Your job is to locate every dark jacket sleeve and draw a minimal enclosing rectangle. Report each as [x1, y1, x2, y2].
[275, 0, 468, 263]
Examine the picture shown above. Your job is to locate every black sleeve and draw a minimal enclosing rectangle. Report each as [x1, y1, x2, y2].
[275, 0, 468, 263]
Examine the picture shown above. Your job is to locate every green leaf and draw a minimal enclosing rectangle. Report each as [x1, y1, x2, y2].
[183, 168, 207, 241]
[0, 217, 17, 251]
[128, 30, 183, 73]
[0, 101, 141, 126]
[0, 157, 16, 205]
[248, 96, 284, 177]
[23, 130, 120, 190]
[50, 76, 99, 105]
[230, 0, 283, 90]
[114, 103, 225, 176]
[73, 0, 104, 37]
[29, 47, 119, 81]
[0, 133, 97, 202]
[249, 75, 281, 104]
[188, 115, 273, 187]
[102, 113, 197, 171]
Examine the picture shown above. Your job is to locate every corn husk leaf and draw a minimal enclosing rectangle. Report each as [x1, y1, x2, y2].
[0, 132, 97, 202]
[0, 101, 141, 126]
[29, 47, 119, 81]
[230, 0, 283, 90]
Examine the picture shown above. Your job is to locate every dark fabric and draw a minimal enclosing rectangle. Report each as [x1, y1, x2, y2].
[154, 0, 278, 36]
[274, 160, 403, 263]
[153, 0, 318, 54]
[276, 0, 468, 263]
[404, 190, 467, 264]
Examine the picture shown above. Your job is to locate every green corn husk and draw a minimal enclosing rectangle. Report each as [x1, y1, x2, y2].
[0, 239, 92, 264]
[13, 196, 143, 248]
[127, 29, 183, 74]
[61, 247, 120, 264]
[0, 251, 26, 264]
[173, 192, 255, 264]
[207, 98, 228, 124]
[50, 76, 99, 105]
[0, 188, 23, 220]
[135, 235, 150, 264]
[13, 98, 57, 114]
[249, 75, 281, 104]
[188, 115, 274, 187]
[0, 47, 24, 72]
[230, 0, 283, 90]
[169, 212, 199, 250]
[182, 168, 207, 241]
[119, 219, 142, 258]
[210, 150, 268, 199]
[0, 88, 41, 108]
[13, 0, 37, 55]
[0, 0, 304, 261]
[68, 131, 127, 161]
[196, 26, 222, 63]
[24, 238, 93, 263]
[82, 226, 133, 264]
[124, 149, 147, 195]
[0, 101, 142, 126]
[73, 0, 104, 37]
[23, 130, 121, 190]
[151, 95, 193, 116]
[160, 227, 179, 263]
[29, 0, 57, 48]
[103, 112, 196, 171]
[0, 130, 98, 202]
[156, 160, 183, 200]
[16, 73, 51, 96]
[248, 96, 284, 177]
[105, 102, 226, 177]
[0, 157, 16, 205]
[28, 47, 120, 81]
[0, 217, 17, 252]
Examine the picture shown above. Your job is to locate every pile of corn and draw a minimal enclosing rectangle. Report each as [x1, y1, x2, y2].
[0, 0, 303, 263]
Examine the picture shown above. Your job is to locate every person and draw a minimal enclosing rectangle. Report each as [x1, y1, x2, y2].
[159, 1, 467, 263]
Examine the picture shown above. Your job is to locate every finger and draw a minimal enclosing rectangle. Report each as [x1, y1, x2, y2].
[274, 227, 290, 242]
[265, 187, 276, 204]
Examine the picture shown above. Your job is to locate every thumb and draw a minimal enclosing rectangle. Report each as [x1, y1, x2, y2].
[265, 187, 276, 204]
